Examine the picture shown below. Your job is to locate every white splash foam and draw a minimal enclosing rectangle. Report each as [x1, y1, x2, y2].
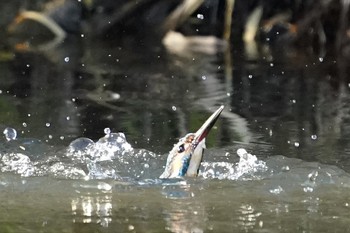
[201, 148, 267, 180]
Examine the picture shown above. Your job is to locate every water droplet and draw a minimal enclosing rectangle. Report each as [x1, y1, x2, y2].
[319, 57, 324, 62]
[45, 123, 51, 127]
[66, 116, 70, 121]
[172, 106, 177, 111]
[60, 136, 65, 140]
[97, 182, 112, 191]
[22, 122, 27, 127]
[259, 221, 263, 228]
[111, 93, 120, 100]
[303, 186, 313, 192]
[311, 134, 317, 140]
[270, 63, 274, 67]
[236, 148, 247, 158]
[80, 33, 84, 37]
[294, 142, 300, 147]
[197, 14, 204, 19]
[64, 57, 70, 62]
[248, 74, 253, 79]
[201, 75, 207, 80]
[48, 135, 53, 139]
[308, 170, 318, 182]
[3, 127, 17, 141]
[104, 128, 111, 135]
[226, 92, 231, 97]
[144, 163, 150, 168]
[269, 186, 284, 194]
[291, 99, 296, 104]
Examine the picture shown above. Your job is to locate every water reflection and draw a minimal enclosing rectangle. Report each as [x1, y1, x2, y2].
[237, 204, 261, 231]
[71, 195, 112, 226]
[161, 181, 206, 233]
[71, 182, 113, 227]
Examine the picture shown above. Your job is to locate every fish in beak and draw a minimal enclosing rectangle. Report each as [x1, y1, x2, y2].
[160, 105, 224, 179]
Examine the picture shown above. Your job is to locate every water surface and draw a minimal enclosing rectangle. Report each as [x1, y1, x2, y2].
[1, 29, 350, 232]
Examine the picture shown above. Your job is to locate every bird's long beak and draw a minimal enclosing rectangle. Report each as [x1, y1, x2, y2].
[193, 105, 224, 147]
[159, 105, 224, 179]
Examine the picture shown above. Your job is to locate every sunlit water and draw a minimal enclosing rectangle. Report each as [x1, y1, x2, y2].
[1, 126, 350, 232]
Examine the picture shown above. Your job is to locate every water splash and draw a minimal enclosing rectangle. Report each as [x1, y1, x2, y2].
[94, 131, 133, 160]
[65, 128, 134, 179]
[67, 128, 133, 163]
[201, 148, 267, 180]
[4, 127, 156, 180]
[1, 127, 349, 191]
[0, 153, 34, 177]
[67, 137, 96, 163]
[0, 127, 139, 179]
[1, 126, 268, 181]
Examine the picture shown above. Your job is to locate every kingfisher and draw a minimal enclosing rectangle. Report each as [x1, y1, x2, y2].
[160, 105, 224, 179]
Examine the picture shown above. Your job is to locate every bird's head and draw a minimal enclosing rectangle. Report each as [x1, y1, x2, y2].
[160, 105, 224, 178]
